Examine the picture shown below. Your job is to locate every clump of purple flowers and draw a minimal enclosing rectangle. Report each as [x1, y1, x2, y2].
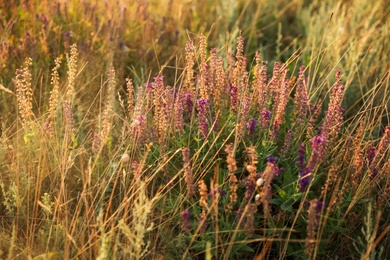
[184, 93, 193, 113]
[299, 168, 312, 192]
[298, 135, 327, 192]
[247, 118, 258, 136]
[260, 109, 271, 129]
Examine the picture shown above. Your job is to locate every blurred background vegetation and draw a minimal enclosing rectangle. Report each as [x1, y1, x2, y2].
[1, 0, 389, 127]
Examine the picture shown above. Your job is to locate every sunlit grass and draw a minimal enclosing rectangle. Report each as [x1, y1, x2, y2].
[0, 0, 389, 259]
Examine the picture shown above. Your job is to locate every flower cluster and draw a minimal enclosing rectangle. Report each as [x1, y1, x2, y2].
[197, 98, 209, 138]
[299, 135, 327, 192]
[260, 109, 271, 129]
[247, 118, 258, 137]
[182, 148, 194, 198]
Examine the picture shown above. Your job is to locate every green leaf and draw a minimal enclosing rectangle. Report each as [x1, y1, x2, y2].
[278, 188, 287, 200]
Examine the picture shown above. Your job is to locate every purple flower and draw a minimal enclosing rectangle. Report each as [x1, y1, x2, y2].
[299, 168, 312, 192]
[209, 189, 227, 200]
[145, 82, 153, 92]
[274, 166, 283, 177]
[298, 143, 306, 173]
[267, 156, 278, 164]
[307, 135, 327, 170]
[230, 84, 238, 111]
[370, 168, 379, 181]
[181, 209, 191, 233]
[265, 157, 282, 176]
[244, 178, 256, 203]
[260, 109, 271, 128]
[366, 147, 376, 165]
[304, 199, 326, 213]
[197, 98, 209, 138]
[153, 76, 164, 82]
[315, 200, 326, 213]
[197, 98, 208, 106]
[184, 93, 193, 113]
[247, 118, 258, 136]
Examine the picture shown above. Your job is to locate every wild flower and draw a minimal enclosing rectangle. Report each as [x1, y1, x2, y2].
[184, 93, 193, 114]
[244, 177, 256, 203]
[46, 56, 62, 136]
[252, 51, 262, 99]
[232, 36, 245, 95]
[298, 135, 327, 192]
[241, 71, 250, 102]
[321, 69, 345, 140]
[185, 40, 195, 94]
[280, 129, 293, 156]
[63, 99, 75, 134]
[174, 94, 184, 133]
[366, 146, 376, 165]
[260, 109, 271, 129]
[272, 72, 289, 139]
[247, 118, 258, 137]
[209, 189, 226, 200]
[133, 84, 145, 119]
[66, 43, 78, 101]
[198, 180, 208, 210]
[243, 203, 257, 237]
[152, 76, 168, 143]
[225, 144, 238, 212]
[15, 57, 34, 127]
[199, 35, 209, 99]
[181, 209, 191, 233]
[307, 103, 321, 139]
[237, 97, 251, 139]
[92, 132, 100, 154]
[258, 162, 277, 215]
[208, 48, 217, 97]
[164, 85, 175, 120]
[351, 122, 365, 186]
[370, 125, 390, 179]
[246, 146, 258, 175]
[307, 135, 327, 170]
[267, 156, 283, 176]
[214, 56, 225, 110]
[101, 66, 116, 142]
[197, 98, 209, 138]
[269, 62, 281, 103]
[257, 61, 268, 111]
[305, 198, 323, 258]
[130, 114, 147, 147]
[229, 84, 238, 112]
[242, 148, 259, 203]
[293, 66, 309, 128]
[299, 168, 312, 192]
[198, 180, 208, 234]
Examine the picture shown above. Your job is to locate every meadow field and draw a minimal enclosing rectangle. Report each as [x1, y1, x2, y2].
[0, 0, 389, 259]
